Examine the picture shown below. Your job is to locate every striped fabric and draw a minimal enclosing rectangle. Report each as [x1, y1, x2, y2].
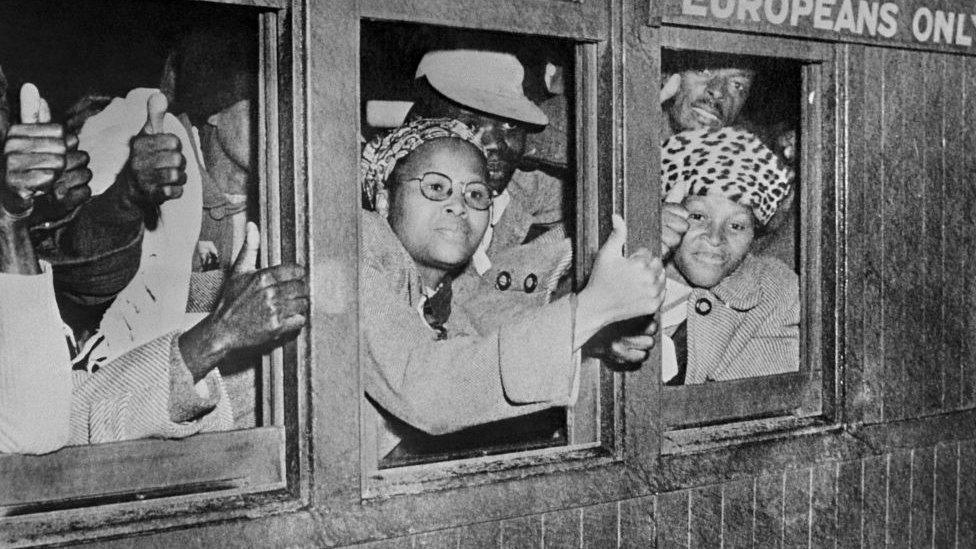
[684, 254, 799, 384]
[360, 211, 578, 452]
[70, 331, 232, 445]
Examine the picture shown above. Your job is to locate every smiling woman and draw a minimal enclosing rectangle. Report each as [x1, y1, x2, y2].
[659, 127, 798, 385]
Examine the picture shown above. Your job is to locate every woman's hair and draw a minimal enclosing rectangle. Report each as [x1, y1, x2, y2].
[360, 117, 485, 210]
[661, 127, 793, 227]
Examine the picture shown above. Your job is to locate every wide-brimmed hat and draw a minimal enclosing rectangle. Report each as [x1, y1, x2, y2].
[416, 49, 548, 127]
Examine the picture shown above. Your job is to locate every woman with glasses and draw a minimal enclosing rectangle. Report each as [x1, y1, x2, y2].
[361, 118, 666, 458]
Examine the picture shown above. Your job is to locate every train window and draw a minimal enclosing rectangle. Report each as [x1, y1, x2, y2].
[0, 0, 305, 532]
[358, 20, 607, 486]
[656, 28, 835, 436]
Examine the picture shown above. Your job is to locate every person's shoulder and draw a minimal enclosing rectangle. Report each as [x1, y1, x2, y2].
[747, 254, 798, 302]
[360, 210, 415, 273]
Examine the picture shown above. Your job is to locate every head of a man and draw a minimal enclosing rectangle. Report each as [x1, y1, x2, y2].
[661, 128, 792, 289]
[363, 118, 491, 285]
[407, 49, 547, 193]
[169, 18, 258, 174]
[664, 53, 756, 134]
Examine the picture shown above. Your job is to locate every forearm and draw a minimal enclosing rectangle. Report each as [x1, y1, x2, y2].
[0, 210, 40, 274]
[177, 316, 231, 384]
[57, 173, 144, 258]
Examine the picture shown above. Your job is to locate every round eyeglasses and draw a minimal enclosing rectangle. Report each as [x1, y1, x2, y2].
[405, 172, 494, 211]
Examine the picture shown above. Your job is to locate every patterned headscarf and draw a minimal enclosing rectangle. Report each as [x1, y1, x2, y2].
[661, 128, 793, 225]
[361, 117, 485, 210]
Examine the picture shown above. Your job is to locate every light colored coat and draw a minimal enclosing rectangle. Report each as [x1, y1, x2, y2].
[684, 254, 800, 383]
[360, 211, 578, 444]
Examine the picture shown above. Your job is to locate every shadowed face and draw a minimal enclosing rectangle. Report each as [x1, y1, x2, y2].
[386, 138, 490, 282]
[671, 193, 756, 289]
[206, 99, 253, 173]
[667, 67, 754, 133]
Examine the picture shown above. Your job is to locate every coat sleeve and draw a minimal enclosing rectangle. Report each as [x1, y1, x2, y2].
[362, 257, 579, 436]
[70, 331, 233, 445]
[0, 268, 73, 454]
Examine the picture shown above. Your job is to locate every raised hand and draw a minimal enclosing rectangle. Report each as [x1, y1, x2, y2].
[125, 93, 186, 207]
[179, 223, 309, 381]
[660, 73, 682, 105]
[661, 202, 689, 258]
[2, 84, 91, 216]
[574, 215, 666, 348]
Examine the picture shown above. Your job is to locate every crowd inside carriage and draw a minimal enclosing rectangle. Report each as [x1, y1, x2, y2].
[0, 16, 800, 460]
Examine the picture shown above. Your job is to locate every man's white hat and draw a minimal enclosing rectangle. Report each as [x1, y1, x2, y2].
[416, 49, 549, 127]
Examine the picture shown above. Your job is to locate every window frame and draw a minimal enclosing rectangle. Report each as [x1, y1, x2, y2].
[355, 12, 620, 499]
[651, 27, 840, 441]
[0, 1, 312, 544]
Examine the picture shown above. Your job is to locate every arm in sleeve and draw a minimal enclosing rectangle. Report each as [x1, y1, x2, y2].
[0, 267, 73, 454]
[70, 331, 232, 445]
[362, 258, 578, 436]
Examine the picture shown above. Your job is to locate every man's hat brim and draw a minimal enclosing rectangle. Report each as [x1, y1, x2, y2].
[427, 74, 549, 127]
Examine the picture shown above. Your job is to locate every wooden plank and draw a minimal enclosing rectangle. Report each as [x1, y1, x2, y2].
[688, 484, 722, 548]
[782, 469, 810, 547]
[0, 427, 284, 512]
[885, 450, 912, 549]
[958, 440, 976, 546]
[623, 23, 665, 462]
[581, 503, 617, 548]
[619, 497, 656, 549]
[941, 53, 966, 412]
[909, 447, 935, 548]
[881, 47, 909, 422]
[835, 460, 862, 548]
[861, 455, 888, 549]
[306, 0, 366, 506]
[905, 50, 944, 418]
[501, 515, 542, 549]
[360, 0, 606, 41]
[754, 473, 783, 547]
[721, 479, 754, 548]
[662, 372, 807, 428]
[962, 58, 976, 408]
[414, 529, 460, 549]
[933, 442, 958, 548]
[923, 51, 948, 416]
[810, 463, 837, 547]
[656, 491, 690, 548]
[543, 508, 580, 548]
[458, 520, 502, 547]
[859, 45, 887, 424]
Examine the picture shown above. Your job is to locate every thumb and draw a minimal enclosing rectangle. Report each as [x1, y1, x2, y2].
[660, 74, 681, 105]
[232, 221, 260, 274]
[598, 214, 627, 259]
[19, 83, 43, 123]
[143, 92, 168, 135]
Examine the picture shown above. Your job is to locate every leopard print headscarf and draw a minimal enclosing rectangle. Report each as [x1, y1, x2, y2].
[661, 128, 793, 225]
[361, 117, 485, 210]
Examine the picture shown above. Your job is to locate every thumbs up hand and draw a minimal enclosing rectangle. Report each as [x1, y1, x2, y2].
[124, 92, 186, 210]
[2, 84, 91, 216]
[179, 222, 309, 380]
[574, 215, 666, 347]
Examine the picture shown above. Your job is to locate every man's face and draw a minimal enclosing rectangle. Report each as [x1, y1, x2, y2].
[207, 99, 253, 173]
[387, 138, 490, 277]
[414, 100, 526, 193]
[667, 67, 754, 133]
[671, 193, 755, 289]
